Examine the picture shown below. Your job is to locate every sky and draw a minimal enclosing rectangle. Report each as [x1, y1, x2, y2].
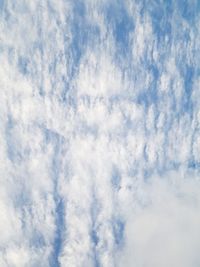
[0, 0, 200, 266]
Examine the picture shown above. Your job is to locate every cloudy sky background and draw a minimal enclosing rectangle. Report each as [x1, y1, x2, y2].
[0, 0, 200, 266]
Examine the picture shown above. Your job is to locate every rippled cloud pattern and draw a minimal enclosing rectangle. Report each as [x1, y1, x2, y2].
[0, 1, 200, 267]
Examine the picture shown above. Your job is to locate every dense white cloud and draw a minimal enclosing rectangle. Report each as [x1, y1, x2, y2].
[118, 172, 200, 267]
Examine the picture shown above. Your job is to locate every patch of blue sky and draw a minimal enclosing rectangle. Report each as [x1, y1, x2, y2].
[51, 198, 65, 267]
[111, 166, 121, 190]
[177, 0, 200, 23]
[112, 219, 125, 247]
[90, 192, 102, 267]
[43, 128, 66, 267]
[182, 65, 194, 114]
[105, 1, 134, 66]
[144, 0, 172, 42]
[18, 56, 29, 75]
[70, 1, 100, 71]
[0, 0, 4, 12]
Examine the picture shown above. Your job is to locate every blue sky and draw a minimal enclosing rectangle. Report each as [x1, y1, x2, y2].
[0, 0, 200, 266]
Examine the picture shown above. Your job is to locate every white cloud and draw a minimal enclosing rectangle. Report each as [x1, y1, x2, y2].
[118, 172, 200, 267]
